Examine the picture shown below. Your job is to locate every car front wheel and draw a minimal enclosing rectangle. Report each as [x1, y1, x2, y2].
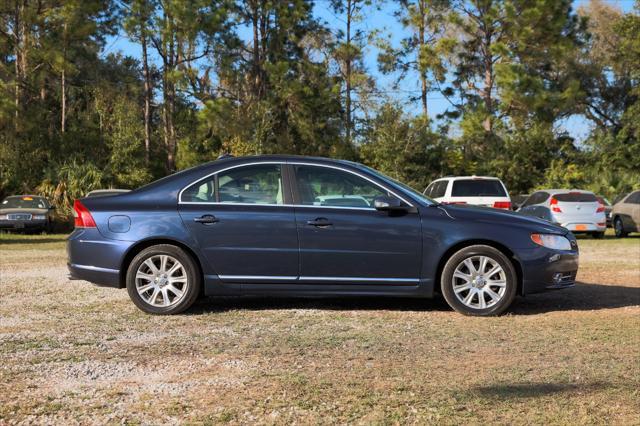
[126, 244, 201, 314]
[614, 217, 628, 238]
[441, 245, 517, 316]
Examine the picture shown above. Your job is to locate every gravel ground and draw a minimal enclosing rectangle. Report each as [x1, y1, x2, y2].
[1, 233, 639, 425]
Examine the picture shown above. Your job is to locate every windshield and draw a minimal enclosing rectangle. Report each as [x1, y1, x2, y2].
[451, 179, 506, 197]
[2, 196, 48, 209]
[354, 164, 437, 205]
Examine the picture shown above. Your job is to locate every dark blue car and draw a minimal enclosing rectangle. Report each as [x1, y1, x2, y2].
[67, 155, 579, 316]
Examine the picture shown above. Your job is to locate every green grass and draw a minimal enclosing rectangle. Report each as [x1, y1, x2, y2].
[0, 232, 68, 250]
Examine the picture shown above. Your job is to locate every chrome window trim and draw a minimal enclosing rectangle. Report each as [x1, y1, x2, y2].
[178, 160, 415, 208]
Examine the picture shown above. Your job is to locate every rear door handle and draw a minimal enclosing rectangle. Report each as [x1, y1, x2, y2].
[194, 214, 219, 224]
[306, 217, 332, 228]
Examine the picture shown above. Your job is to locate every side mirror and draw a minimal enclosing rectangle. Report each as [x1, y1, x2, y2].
[374, 195, 407, 212]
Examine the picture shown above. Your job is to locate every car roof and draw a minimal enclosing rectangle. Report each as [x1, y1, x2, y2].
[210, 154, 357, 166]
[539, 189, 595, 195]
[432, 176, 502, 182]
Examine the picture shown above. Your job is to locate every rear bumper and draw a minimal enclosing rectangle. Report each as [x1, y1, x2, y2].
[66, 228, 133, 288]
[518, 246, 579, 295]
[67, 263, 120, 287]
[560, 222, 606, 233]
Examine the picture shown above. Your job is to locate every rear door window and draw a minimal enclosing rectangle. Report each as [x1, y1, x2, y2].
[218, 164, 284, 205]
[554, 193, 597, 202]
[181, 164, 285, 204]
[451, 180, 506, 197]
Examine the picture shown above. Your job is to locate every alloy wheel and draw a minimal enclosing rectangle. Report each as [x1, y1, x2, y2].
[451, 255, 507, 310]
[135, 254, 188, 308]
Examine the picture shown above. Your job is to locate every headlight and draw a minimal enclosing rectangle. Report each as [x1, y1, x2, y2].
[32, 214, 46, 220]
[531, 234, 572, 251]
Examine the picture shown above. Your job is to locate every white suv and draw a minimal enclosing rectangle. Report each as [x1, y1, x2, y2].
[423, 176, 512, 210]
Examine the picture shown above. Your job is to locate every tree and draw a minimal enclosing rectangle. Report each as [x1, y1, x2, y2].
[123, 0, 156, 164]
[192, 0, 344, 163]
[360, 102, 449, 190]
[378, 0, 452, 118]
[329, 0, 377, 147]
[143, 0, 233, 172]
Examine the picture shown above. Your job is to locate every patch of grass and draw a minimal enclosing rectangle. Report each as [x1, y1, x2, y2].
[0, 233, 638, 424]
[0, 232, 68, 250]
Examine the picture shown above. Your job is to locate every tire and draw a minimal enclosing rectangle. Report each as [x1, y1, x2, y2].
[441, 245, 518, 316]
[592, 231, 605, 239]
[126, 244, 201, 314]
[614, 217, 628, 238]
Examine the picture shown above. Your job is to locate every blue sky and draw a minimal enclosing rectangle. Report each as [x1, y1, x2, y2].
[102, 0, 634, 141]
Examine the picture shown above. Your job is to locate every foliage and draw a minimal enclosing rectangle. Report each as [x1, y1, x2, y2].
[0, 0, 637, 209]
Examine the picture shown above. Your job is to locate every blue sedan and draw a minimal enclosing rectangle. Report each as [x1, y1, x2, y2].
[67, 155, 579, 316]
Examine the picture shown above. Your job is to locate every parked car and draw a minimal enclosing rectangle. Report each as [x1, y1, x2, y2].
[423, 176, 512, 210]
[0, 195, 55, 232]
[611, 190, 640, 238]
[86, 189, 131, 198]
[511, 194, 530, 211]
[517, 189, 606, 238]
[595, 196, 613, 227]
[68, 155, 579, 317]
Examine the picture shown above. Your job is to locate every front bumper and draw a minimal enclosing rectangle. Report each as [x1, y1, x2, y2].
[518, 246, 579, 295]
[0, 219, 47, 230]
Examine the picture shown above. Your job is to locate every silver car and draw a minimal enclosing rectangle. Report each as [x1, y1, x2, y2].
[518, 189, 607, 238]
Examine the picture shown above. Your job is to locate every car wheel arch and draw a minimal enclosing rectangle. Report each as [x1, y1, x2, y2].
[119, 238, 204, 290]
[434, 239, 524, 296]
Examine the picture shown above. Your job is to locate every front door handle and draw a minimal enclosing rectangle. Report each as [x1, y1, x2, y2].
[194, 214, 219, 224]
[306, 217, 332, 228]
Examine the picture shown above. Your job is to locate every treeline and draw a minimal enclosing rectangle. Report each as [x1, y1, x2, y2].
[1, 0, 638, 212]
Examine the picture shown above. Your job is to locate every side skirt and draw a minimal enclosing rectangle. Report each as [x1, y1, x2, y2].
[203, 275, 435, 298]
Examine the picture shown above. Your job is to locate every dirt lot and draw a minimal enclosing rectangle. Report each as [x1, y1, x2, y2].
[1, 232, 639, 425]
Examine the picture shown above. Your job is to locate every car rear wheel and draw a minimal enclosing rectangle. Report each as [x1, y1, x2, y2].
[614, 217, 628, 238]
[441, 245, 517, 316]
[126, 244, 201, 314]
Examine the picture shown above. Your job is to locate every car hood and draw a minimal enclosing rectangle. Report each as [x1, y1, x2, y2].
[0, 208, 49, 215]
[440, 204, 568, 234]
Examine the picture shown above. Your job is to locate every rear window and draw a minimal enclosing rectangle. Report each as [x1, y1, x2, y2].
[451, 180, 506, 197]
[554, 193, 597, 202]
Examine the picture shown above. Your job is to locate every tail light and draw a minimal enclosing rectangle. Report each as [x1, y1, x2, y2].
[597, 222, 605, 227]
[596, 203, 605, 213]
[493, 201, 511, 210]
[442, 201, 467, 205]
[73, 200, 96, 228]
[550, 197, 562, 213]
